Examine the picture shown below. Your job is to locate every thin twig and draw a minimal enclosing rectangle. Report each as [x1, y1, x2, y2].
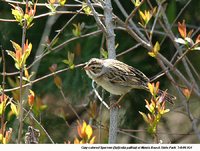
[157, 53, 200, 96]
[4, 63, 86, 92]
[23, 108, 55, 144]
[158, 58, 200, 141]
[185, 57, 200, 81]
[2, 0, 101, 8]
[113, 0, 148, 42]
[116, 43, 141, 58]
[156, 0, 200, 93]
[0, 46, 6, 139]
[34, 11, 102, 20]
[171, 0, 192, 30]
[125, 0, 145, 26]
[149, 4, 161, 41]
[17, 0, 28, 143]
[59, 88, 81, 121]
[115, 16, 152, 50]
[27, 30, 101, 70]
[86, 0, 107, 34]
[0, 30, 102, 77]
[117, 129, 148, 143]
[92, 81, 110, 110]
[50, 8, 84, 48]
[0, 18, 17, 22]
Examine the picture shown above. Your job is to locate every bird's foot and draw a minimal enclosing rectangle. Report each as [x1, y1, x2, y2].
[110, 102, 121, 109]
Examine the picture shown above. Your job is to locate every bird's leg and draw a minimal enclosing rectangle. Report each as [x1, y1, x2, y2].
[110, 94, 125, 109]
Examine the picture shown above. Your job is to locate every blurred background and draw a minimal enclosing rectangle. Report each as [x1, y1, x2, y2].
[0, 0, 200, 143]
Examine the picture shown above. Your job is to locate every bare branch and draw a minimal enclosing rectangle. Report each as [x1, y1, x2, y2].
[86, 0, 107, 34]
[4, 63, 86, 92]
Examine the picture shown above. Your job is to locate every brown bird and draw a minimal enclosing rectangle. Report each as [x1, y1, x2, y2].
[84, 58, 176, 105]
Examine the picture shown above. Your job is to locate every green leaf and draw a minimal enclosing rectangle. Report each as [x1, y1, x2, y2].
[0, 134, 2, 141]
[148, 41, 160, 57]
[10, 40, 21, 52]
[63, 51, 75, 69]
[62, 60, 69, 64]
[0, 102, 4, 115]
[39, 105, 47, 111]
[85, 125, 93, 140]
[59, 0, 67, 6]
[45, 3, 57, 13]
[24, 14, 34, 28]
[72, 23, 81, 37]
[6, 50, 17, 62]
[100, 48, 108, 59]
[11, 8, 24, 26]
[131, 0, 141, 7]
[160, 109, 170, 115]
[154, 41, 160, 53]
[20, 42, 32, 68]
[82, 3, 92, 16]
[10, 102, 18, 116]
[15, 62, 20, 70]
[139, 111, 149, 124]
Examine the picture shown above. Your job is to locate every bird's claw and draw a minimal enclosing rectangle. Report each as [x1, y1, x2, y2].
[110, 102, 121, 109]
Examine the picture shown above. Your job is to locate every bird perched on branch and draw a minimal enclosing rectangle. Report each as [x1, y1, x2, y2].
[84, 58, 176, 105]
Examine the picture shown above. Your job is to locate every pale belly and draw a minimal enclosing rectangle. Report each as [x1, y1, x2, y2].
[95, 79, 132, 95]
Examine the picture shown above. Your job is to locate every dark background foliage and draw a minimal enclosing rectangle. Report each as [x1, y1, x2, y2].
[0, 0, 200, 143]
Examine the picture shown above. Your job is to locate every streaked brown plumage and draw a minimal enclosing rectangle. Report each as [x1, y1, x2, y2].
[84, 58, 176, 104]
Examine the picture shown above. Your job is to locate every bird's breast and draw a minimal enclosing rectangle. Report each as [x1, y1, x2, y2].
[94, 78, 131, 95]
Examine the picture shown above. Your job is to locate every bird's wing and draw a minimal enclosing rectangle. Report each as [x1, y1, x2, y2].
[104, 61, 149, 88]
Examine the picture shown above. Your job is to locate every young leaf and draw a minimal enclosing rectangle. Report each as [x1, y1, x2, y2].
[0, 102, 5, 115]
[28, 89, 35, 106]
[174, 38, 186, 45]
[54, 75, 62, 89]
[6, 50, 17, 62]
[49, 64, 57, 73]
[178, 20, 186, 38]
[100, 48, 108, 59]
[85, 125, 93, 140]
[148, 82, 154, 95]
[11, 5, 24, 26]
[131, 0, 141, 7]
[74, 137, 80, 144]
[139, 111, 149, 124]
[148, 41, 160, 57]
[82, 3, 92, 16]
[21, 41, 32, 67]
[195, 34, 200, 44]
[182, 88, 191, 100]
[62, 51, 75, 69]
[89, 136, 95, 144]
[10, 102, 18, 116]
[45, 3, 57, 13]
[10, 40, 22, 52]
[59, 0, 66, 6]
[139, 10, 151, 26]
[72, 23, 81, 37]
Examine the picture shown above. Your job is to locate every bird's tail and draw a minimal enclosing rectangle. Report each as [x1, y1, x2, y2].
[157, 89, 176, 104]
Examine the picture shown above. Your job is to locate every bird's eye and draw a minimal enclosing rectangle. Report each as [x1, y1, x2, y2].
[91, 66, 96, 70]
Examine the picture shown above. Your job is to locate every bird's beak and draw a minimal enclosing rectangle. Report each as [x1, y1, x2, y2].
[83, 65, 89, 70]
